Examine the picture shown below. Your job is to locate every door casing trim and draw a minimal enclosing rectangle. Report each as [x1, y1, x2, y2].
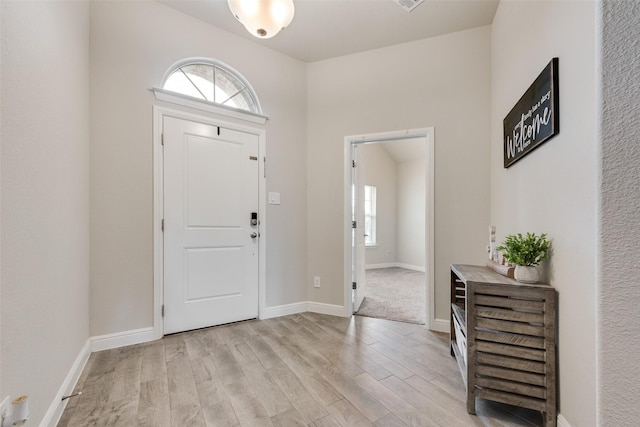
[343, 127, 435, 329]
[153, 106, 267, 339]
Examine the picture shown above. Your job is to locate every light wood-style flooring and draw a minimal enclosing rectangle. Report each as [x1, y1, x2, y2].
[58, 313, 543, 426]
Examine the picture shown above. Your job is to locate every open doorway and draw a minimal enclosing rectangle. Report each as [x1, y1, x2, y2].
[343, 128, 435, 328]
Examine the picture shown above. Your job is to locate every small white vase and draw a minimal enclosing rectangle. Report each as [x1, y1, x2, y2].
[514, 265, 539, 283]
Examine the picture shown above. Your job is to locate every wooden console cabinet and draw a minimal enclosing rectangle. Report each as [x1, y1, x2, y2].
[450, 264, 557, 427]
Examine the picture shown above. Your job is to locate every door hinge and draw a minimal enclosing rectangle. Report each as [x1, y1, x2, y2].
[162, 304, 164, 317]
[161, 219, 164, 231]
[352, 282, 357, 290]
[263, 156, 266, 178]
[352, 221, 357, 229]
[352, 160, 357, 168]
[161, 133, 164, 146]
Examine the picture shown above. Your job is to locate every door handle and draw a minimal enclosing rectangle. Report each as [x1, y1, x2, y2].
[251, 232, 258, 239]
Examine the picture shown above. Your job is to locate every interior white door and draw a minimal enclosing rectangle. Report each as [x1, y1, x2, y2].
[163, 116, 259, 334]
[353, 145, 367, 312]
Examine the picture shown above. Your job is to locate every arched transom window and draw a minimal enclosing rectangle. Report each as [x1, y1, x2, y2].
[162, 59, 262, 115]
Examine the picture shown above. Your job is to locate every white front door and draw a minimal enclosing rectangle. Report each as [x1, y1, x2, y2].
[163, 116, 259, 334]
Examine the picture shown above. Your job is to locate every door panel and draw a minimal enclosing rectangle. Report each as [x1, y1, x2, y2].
[164, 117, 259, 334]
[185, 135, 243, 227]
[184, 247, 243, 300]
[353, 145, 367, 312]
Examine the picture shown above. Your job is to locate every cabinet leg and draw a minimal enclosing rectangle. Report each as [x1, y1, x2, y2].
[466, 396, 476, 415]
[544, 408, 557, 427]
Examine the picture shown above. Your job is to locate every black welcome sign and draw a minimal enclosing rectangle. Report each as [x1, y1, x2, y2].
[503, 58, 559, 168]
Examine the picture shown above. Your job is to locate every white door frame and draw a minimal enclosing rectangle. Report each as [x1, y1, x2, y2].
[343, 128, 435, 329]
[153, 106, 267, 339]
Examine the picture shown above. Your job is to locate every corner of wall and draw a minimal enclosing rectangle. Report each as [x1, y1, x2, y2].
[40, 340, 91, 427]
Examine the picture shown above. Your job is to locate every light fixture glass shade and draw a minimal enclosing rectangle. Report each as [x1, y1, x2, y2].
[228, 0, 295, 39]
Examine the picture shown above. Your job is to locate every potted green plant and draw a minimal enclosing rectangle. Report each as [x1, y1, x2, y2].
[497, 232, 550, 283]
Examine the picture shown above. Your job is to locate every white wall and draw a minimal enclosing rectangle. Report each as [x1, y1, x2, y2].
[1, 1, 90, 422]
[359, 143, 397, 266]
[598, 1, 640, 424]
[307, 26, 491, 319]
[89, 1, 308, 335]
[397, 158, 426, 269]
[491, 1, 597, 425]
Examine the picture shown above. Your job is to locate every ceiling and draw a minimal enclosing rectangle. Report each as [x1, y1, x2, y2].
[160, 0, 499, 63]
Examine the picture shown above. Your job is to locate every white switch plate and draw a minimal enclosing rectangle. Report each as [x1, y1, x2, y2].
[268, 192, 281, 205]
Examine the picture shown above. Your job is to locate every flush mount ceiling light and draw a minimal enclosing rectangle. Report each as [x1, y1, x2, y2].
[227, 0, 295, 39]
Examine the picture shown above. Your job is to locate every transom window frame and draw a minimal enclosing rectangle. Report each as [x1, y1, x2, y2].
[151, 58, 268, 125]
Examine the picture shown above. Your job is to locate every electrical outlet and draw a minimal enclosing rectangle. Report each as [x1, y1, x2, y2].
[313, 276, 321, 288]
[0, 395, 11, 427]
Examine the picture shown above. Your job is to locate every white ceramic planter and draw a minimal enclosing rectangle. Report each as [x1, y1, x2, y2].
[514, 265, 539, 283]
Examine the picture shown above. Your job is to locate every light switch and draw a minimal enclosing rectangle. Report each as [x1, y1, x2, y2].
[268, 192, 281, 205]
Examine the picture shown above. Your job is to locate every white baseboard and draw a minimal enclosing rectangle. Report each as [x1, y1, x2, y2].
[261, 301, 346, 320]
[431, 318, 450, 333]
[263, 301, 444, 330]
[365, 263, 396, 270]
[365, 262, 425, 272]
[306, 302, 346, 317]
[557, 414, 571, 427]
[260, 302, 308, 319]
[41, 339, 91, 427]
[90, 327, 155, 352]
[396, 263, 426, 272]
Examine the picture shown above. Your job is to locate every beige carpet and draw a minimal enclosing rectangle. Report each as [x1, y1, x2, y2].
[355, 267, 426, 324]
